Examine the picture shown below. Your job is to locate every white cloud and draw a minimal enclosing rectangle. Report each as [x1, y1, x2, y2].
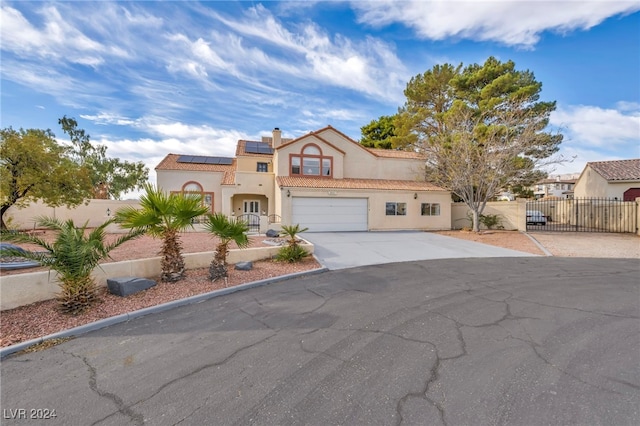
[352, 0, 640, 47]
[207, 4, 407, 101]
[0, 4, 123, 66]
[551, 104, 640, 147]
[547, 103, 640, 174]
[80, 113, 136, 126]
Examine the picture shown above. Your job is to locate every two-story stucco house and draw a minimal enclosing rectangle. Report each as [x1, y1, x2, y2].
[156, 126, 451, 232]
[573, 159, 640, 201]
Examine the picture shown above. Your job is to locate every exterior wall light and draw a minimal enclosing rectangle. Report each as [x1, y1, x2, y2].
[106, 208, 111, 216]
[287, 190, 291, 197]
[414, 193, 418, 199]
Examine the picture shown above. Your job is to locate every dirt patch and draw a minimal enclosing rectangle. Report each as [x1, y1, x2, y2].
[435, 229, 640, 259]
[434, 230, 546, 255]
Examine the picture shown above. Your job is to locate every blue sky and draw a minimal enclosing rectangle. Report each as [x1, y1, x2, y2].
[2, 1, 639, 196]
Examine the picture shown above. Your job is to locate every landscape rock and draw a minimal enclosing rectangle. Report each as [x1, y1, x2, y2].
[235, 261, 253, 271]
[107, 277, 156, 297]
[265, 229, 280, 238]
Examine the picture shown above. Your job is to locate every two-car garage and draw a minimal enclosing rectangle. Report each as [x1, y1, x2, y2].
[291, 197, 368, 232]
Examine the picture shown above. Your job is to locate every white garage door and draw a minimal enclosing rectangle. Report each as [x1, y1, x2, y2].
[292, 197, 368, 232]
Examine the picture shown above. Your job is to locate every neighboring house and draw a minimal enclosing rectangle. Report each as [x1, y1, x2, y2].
[156, 126, 451, 232]
[573, 159, 640, 201]
[533, 177, 576, 199]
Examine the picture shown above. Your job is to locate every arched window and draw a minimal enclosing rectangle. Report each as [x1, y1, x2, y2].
[177, 181, 213, 214]
[182, 182, 203, 192]
[290, 144, 332, 177]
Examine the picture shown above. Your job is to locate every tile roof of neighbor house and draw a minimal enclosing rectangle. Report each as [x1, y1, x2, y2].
[538, 178, 576, 184]
[276, 176, 445, 191]
[587, 159, 640, 181]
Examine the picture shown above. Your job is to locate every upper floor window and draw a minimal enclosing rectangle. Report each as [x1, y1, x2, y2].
[257, 162, 268, 172]
[290, 144, 332, 177]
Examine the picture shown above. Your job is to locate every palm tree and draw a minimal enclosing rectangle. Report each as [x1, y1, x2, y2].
[115, 184, 208, 282]
[275, 224, 310, 262]
[203, 212, 251, 283]
[0, 217, 144, 314]
[280, 224, 309, 249]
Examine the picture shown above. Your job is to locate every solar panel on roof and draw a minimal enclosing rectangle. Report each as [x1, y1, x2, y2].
[177, 155, 233, 165]
[244, 141, 274, 155]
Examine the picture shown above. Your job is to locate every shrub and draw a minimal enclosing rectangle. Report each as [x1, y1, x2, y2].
[479, 213, 502, 230]
[275, 245, 309, 263]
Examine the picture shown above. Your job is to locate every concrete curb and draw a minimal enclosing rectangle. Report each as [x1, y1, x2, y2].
[0, 266, 328, 359]
[522, 231, 553, 257]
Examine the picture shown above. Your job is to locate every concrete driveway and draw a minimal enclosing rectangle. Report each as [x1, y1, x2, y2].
[303, 231, 535, 269]
[3, 257, 637, 425]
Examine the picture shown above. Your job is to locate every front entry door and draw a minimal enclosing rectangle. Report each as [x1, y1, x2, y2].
[243, 200, 260, 215]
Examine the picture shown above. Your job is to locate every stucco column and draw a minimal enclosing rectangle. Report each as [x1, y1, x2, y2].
[517, 199, 528, 231]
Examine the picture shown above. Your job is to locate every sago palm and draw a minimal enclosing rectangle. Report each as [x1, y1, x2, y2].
[0, 217, 144, 314]
[203, 212, 250, 283]
[115, 184, 208, 282]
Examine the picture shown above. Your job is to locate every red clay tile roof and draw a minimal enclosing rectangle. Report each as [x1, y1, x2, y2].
[276, 176, 444, 191]
[221, 171, 236, 185]
[235, 140, 275, 157]
[155, 154, 237, 172]
[588, 159, 640, 181]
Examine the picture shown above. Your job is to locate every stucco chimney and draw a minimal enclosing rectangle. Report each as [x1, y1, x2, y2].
[272, 127, 282, 148]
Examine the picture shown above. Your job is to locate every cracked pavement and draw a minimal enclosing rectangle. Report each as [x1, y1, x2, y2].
[2, 257, 639, 425]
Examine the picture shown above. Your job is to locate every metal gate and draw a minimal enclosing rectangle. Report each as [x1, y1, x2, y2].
[237, 214, 260, 233]
[526, 198, 638, 233]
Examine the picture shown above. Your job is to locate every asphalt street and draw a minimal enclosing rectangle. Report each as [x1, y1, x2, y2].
[1, 257, 639, 425]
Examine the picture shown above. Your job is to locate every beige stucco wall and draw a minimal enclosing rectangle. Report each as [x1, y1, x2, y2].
[4, 199, 141, 230]
[451, 201, 527, 230]
[156, 169, 227, 212]
[274, 130, 424, 181]
[278, 188, 451, 230]
[0, 242, 315, 311]
[235, 156, 273, 173]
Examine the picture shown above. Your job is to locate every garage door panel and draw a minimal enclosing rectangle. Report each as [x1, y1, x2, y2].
[292, 197, 368, 232]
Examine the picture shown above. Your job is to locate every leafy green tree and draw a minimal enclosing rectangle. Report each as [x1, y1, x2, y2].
[115, 184, 208, 282]
[203, 212, 250, 283]
[394, 57, 563, 231]
[0, 217, 144, 314]
[360, 115, 397, 149]
[0, 127, 93, 230]
[59, 116, 148, 199]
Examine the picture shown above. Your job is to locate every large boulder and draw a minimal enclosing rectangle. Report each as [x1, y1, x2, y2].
[107, 277, 156, 297]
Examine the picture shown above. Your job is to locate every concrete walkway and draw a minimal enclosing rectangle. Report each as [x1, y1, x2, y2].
[303, 231, 535, 270]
